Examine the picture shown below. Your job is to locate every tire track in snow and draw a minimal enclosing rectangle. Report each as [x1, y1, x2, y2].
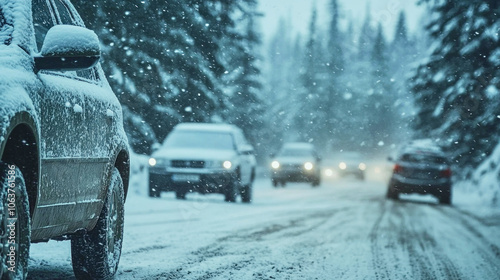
[370, 200, 464, 279]
[151, 207, 346, 279]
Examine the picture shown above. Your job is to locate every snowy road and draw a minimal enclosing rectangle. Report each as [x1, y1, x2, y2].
[28, 174, 500, 279]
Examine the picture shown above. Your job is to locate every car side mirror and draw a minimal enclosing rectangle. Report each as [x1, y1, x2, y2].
[387, 156, 394, 162]
[151, 142, 161, 152]
[35, 25, 101, 72]
[238, 144, 254, 155]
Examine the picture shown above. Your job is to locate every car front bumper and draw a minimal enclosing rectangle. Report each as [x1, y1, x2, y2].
[149, 168, 237, 194]
[271, 169, 319, 182]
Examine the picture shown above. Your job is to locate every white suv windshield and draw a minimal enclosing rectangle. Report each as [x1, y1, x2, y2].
[280, 148, 312, 157]
[164, 131, 235, 150]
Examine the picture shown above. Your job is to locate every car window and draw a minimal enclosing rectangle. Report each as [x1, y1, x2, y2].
[280, 148, 312, 157]
[400, 153, 447, 164]
[164, 131, 235, 150]
[32, 0, 55, 51]
[52, 0, 75, 25]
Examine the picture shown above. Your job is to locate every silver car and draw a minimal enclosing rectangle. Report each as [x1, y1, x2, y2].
[149, 123, 256, 203]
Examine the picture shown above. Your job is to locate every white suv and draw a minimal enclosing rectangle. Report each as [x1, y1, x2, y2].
[148, 123, 256, 203]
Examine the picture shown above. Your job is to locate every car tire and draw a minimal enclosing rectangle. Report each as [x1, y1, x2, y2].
[0, 163, 30, 280]
[439, 188, 452, 205]
[272, 179, 278, 188]
[241, 184, 252, 203]
[386, 183, 399, 200]
[224, 181, 238, 202]
[280, 180, 286, 187]
[71, 168, 124, 280]
[175, 191, 187, 200]
[312, 177, 320, 187]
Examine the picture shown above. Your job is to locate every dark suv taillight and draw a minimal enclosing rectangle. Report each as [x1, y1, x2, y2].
[440, 168, 452, 178]
[393, 164, 403, 174]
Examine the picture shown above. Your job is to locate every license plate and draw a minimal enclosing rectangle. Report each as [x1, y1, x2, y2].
[172, 174, 200, 182]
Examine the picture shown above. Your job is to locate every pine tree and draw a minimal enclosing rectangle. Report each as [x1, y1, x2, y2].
[221, 0, 265, 154]
[293, 5, 323, 143]
[411, 0, 500, 176]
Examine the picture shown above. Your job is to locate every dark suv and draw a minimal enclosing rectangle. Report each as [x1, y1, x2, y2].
[0, 1, 129, 279]
[386, 143, 452, 204]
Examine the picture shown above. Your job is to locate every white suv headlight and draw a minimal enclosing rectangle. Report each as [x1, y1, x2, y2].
[304, 162, 314, 170]
[223, 161, 232, 169]
[149, 158, 169, 167]
[205, 160, 233, 169]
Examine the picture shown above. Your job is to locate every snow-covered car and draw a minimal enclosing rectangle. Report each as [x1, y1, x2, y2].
[386, 141, 452, 204]
[0, 0, 130, 279]
[335, 151, 366, 180]
[270, 142, 321, 187]
[148, 123, 256, 203]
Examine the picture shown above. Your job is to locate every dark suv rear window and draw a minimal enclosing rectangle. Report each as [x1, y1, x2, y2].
[400, 153, 447, 164]
[0, 7, 13, 45]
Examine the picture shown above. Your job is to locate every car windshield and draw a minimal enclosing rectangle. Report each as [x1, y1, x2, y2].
[163, 131, 234, 150]
[279, 148, 312, 157]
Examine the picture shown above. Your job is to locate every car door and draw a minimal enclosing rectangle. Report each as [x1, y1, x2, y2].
[53, 0, 117, 226]
[31, 0, 106, 239]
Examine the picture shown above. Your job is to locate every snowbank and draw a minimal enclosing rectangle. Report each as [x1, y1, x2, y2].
[454, 142, 500, 206]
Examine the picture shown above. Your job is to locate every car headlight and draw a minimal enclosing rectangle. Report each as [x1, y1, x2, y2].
[325, 168, 334, 176]
[223, 160, 232, 169]
[304, 162, 314, 170]
[149, 158, 157, 166]
[339, 162, 347, 170]
[205, 160, 232, 169]
[271, 160, 280, 169]
[359, 163, 366, 170]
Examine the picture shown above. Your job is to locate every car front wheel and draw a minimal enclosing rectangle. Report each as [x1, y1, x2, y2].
[0, 163, 30, 280]
[71, 168, 125, 280]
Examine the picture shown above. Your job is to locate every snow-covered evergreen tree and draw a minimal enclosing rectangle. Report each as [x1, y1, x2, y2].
[74, 0, 263, 154]
[411, 0, 500, 176]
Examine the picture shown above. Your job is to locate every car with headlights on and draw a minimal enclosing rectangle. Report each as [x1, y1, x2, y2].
[270, 142, 321, 187]
[148, 123, 256, 203]
[386, 141, 452, 204]
[336, 151, 366, 180]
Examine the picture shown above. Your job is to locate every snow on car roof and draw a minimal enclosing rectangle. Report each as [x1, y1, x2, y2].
[0, 0, 34, 50]
[174, 122, 240, 133]
[282, 142, 315, 150]
[400, 139, 444, 155]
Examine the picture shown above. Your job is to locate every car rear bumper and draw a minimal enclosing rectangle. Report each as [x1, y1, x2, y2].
[390, 178, 451, 196]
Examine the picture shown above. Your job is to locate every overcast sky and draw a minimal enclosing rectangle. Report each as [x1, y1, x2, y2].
[257, 0, 426, 44]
